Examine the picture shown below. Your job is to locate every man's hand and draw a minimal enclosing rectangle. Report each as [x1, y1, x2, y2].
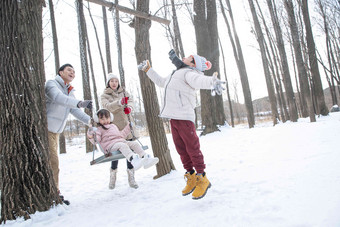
[77, 100, 92, 109]
[121, 97, 129, 105]
[137, 60, 151, 72]
[211, 72, 225, 96]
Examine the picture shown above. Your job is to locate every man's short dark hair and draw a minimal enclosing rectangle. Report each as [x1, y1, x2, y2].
[58, 64, 73, 75]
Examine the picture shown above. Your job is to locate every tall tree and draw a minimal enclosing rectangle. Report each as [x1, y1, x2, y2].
[302, 0, 329, 116]
[113, 0, 125, 87]
[170, 0, 185, 58]
[220, 0, 255, 128]
[47, 0, 67, 154]
[102, 6, 111, 78]
[248, 0, 279, 125]
[0, 0, 61, 222]
[133, 0, 175, 178]
[76, 0, 92, 153]
[284, 0, 315, 122]
[266, 0, 298, 122]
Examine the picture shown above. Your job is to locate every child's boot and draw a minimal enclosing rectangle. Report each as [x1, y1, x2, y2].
[130, 154, 145, 170]
[182, 170, 196, 196]
[192, 172, 211, 200]
[127, 168, 138, 189]
[142, 154, 159, 169]
[109, 168, 117, 189]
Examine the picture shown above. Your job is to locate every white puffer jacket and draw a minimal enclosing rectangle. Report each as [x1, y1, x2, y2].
[45, 75, 91, 133]
[146, 67, 214, 123]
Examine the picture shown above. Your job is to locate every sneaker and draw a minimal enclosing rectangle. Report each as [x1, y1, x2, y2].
[142, 154, 159, 169]
[109, 168, 117, 189]
[127, 168, 138, 189]
[130, 154, 145, 170]
[182, 170, 196, 196]
[192, 173, 211, 200]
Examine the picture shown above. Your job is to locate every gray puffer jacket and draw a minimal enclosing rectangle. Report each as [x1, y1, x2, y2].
[45, 75, 90, 133]
[146, 67, 214, 123]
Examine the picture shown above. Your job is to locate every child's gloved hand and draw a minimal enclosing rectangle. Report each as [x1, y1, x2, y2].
[137, 60, 151, 72]
[87, 126, 97, 137]
[124, 107, 131, 114]
[121, 97, 129, 105]
[211, 72, 225, 96]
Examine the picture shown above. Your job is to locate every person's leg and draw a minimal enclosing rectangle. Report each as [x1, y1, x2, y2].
[126, 141, 146, 157]
[174, 120, 205, 174]
[111, 160, 118, 170]
[170, 119, 194, 172]
[48, 131, 60, 190]
[109, 142, 144, 170]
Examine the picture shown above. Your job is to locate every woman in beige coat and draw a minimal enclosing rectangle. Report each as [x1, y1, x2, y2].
[101, 73, 138, 189]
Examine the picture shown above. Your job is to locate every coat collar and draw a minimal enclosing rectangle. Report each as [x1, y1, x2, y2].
[55, 75, 74, 93]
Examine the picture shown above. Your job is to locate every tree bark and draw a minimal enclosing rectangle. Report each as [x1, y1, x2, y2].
[220, 0, 255, 128]
[102, 6, 111, 78]
[114, 0, 125, 87]
[266, 0, 298, 122]
[248, 0, 279, 125]
[134, 0, 175, 178]
[76, 0, 92, 153]
[302, 0, 329, 116]
[284, 0, 315, 122]
[0, 0, 61, 222]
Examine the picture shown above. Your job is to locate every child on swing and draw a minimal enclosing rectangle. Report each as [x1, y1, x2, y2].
[87, 108, 159, 170]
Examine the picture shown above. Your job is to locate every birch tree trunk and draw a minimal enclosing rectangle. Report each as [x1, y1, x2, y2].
[134, 0, 175, 178]
[0, 0, 61, 222]
[102, 6, 111, 79]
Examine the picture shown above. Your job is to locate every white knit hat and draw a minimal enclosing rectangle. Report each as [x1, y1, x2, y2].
[106, 73, 120, 87]
[192, 55, 212, 72]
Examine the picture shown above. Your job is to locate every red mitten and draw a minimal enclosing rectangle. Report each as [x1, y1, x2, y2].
[124, 107, 131, 114]
[121, 97, 129, 105]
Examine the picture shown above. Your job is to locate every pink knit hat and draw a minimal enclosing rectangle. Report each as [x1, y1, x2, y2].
[192, 55, 212, 71]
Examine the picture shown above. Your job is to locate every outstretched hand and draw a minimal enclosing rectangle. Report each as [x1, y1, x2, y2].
[211, 72, 225, 96]
[137, 60, 151, 72]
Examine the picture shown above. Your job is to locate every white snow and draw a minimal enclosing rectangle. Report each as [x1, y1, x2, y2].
[3, 112, 340, 227]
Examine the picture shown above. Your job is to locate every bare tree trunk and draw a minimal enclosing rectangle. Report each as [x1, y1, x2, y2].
[303, 0, 329, 116]
[219, 37, 234, 127]
[248, 0, 279, 125]
[267, 0, 298, 122]
[114, 0, 125, 87]
[284, 0, 315, 122]
[220, 0, 255, 128]
[0, 0, 61, 222]
[134, 0, 175, 178]
[193, 0, 219, 134]
[87, 3, 107, 84]
[170, 0, 185, 58]
[76, 0, 92, 153]
[102, 6, 111, 78]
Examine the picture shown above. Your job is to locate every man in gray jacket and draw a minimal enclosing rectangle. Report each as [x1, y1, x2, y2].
[45, 63, 92, 204]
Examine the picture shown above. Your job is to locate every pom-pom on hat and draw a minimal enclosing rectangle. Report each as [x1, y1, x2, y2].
[192, 55, 212, 72]
[106, 73, 120, 87]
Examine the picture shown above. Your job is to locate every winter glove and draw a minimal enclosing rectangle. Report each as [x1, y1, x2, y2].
[77, 100, 93, 109]
[121, 97, 129, 105]
[87, 126, 97, 138]
[137, 60, 151, 72]
[124, 107, 131, 114]
[211, 72, 225, 96]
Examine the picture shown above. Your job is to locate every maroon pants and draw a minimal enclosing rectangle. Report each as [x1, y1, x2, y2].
[170, 119, 205, 174]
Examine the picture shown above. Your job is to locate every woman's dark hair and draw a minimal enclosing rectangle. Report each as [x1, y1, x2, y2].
[97, 109, 111, 130]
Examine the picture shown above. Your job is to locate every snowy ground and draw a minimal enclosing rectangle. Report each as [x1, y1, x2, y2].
[3, 112, 340, 227]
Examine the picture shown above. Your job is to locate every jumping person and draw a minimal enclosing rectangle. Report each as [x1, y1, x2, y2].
[138, 51, 224, 199]
[45, 63, 92, 205]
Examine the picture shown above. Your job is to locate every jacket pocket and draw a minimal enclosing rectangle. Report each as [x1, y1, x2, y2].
[176, 91, 184, 107]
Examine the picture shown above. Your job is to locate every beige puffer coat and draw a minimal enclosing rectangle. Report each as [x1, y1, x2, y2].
[146, 67, 214, 123]
[100, 86, 137, 140]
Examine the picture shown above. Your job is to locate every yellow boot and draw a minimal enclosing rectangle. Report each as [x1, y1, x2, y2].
[192, 173, 211, 200]
[182, 171, 196, 196]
